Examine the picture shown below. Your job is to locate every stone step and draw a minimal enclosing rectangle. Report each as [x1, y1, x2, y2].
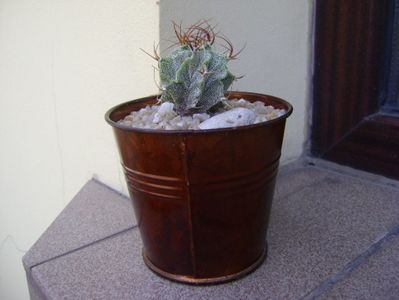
[23, 164, 399, 299]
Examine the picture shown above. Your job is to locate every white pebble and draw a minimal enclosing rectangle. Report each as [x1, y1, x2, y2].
[199, 108, 256, 130]
[157, 102, 174, 115]
[118, 99, 286, 130]
[193, 113, 210, 122]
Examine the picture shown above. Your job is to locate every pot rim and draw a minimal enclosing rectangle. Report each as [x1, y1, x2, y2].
[105, 91, 293, 135]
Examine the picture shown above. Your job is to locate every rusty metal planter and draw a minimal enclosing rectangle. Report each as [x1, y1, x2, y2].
[105, 91, 292, 284]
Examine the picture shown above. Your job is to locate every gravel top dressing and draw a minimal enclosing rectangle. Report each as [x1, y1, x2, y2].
[118, 98, 286, 130]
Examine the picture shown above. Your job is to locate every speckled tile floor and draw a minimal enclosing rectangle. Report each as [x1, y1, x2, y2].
[23, 162, 399, 300]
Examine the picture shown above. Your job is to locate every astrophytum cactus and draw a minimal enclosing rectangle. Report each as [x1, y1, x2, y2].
[145, 21, 241, 116]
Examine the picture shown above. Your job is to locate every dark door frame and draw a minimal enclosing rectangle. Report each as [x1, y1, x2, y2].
[312, 0, 399, 180]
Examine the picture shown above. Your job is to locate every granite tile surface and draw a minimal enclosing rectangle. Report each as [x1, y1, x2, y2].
[274, 165, 330, 199]
[23, 179, 136, 269]
[26, 167, 399, 299]
[320, 233, 399, 300]
[265, 170, 399, 298]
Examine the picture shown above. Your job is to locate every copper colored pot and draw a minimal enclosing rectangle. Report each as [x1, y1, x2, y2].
[105, 91, 292, 284]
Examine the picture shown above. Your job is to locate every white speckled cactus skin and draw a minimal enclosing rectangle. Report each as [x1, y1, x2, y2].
[140, 21, 240, 116]
[159, 44, 235, 116]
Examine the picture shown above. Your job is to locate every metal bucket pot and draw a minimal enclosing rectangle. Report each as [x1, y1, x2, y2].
[105, 91, 292, 284]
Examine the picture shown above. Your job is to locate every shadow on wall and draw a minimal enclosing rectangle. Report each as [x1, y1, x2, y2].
[159, 0, 313, 164]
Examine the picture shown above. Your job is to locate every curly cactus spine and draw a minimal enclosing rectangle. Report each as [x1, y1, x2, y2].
[159, 44, 235, 116]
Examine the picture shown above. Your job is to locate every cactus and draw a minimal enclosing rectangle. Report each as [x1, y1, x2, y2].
[145, 21, 240, 116]
[159, 44, 235, 115]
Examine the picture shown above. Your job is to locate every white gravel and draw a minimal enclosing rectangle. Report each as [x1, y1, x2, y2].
[118, 99, 286, 130]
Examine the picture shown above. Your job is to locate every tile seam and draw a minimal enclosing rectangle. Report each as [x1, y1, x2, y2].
[300, 224, 399, 300]
[92, 177, 131, 201]
[305, 158, 399, 191]
[275, 175, 328, 201]
[29, 225, 138, 271]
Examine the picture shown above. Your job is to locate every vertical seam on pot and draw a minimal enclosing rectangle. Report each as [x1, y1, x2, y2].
[180, 135, 197, 276]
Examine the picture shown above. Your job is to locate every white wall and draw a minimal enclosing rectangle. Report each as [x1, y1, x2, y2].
[160, 0, 314, 164]
[0, 1, 159, 299]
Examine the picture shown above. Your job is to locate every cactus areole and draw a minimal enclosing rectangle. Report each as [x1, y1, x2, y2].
[148, 21, 241, 116]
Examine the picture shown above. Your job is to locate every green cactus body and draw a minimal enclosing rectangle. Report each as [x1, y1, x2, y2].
[159, 45, 235, 115]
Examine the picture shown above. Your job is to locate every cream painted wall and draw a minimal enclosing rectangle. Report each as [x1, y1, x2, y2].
[0, 1, 159, 299]
[160, 0, 314, 164]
